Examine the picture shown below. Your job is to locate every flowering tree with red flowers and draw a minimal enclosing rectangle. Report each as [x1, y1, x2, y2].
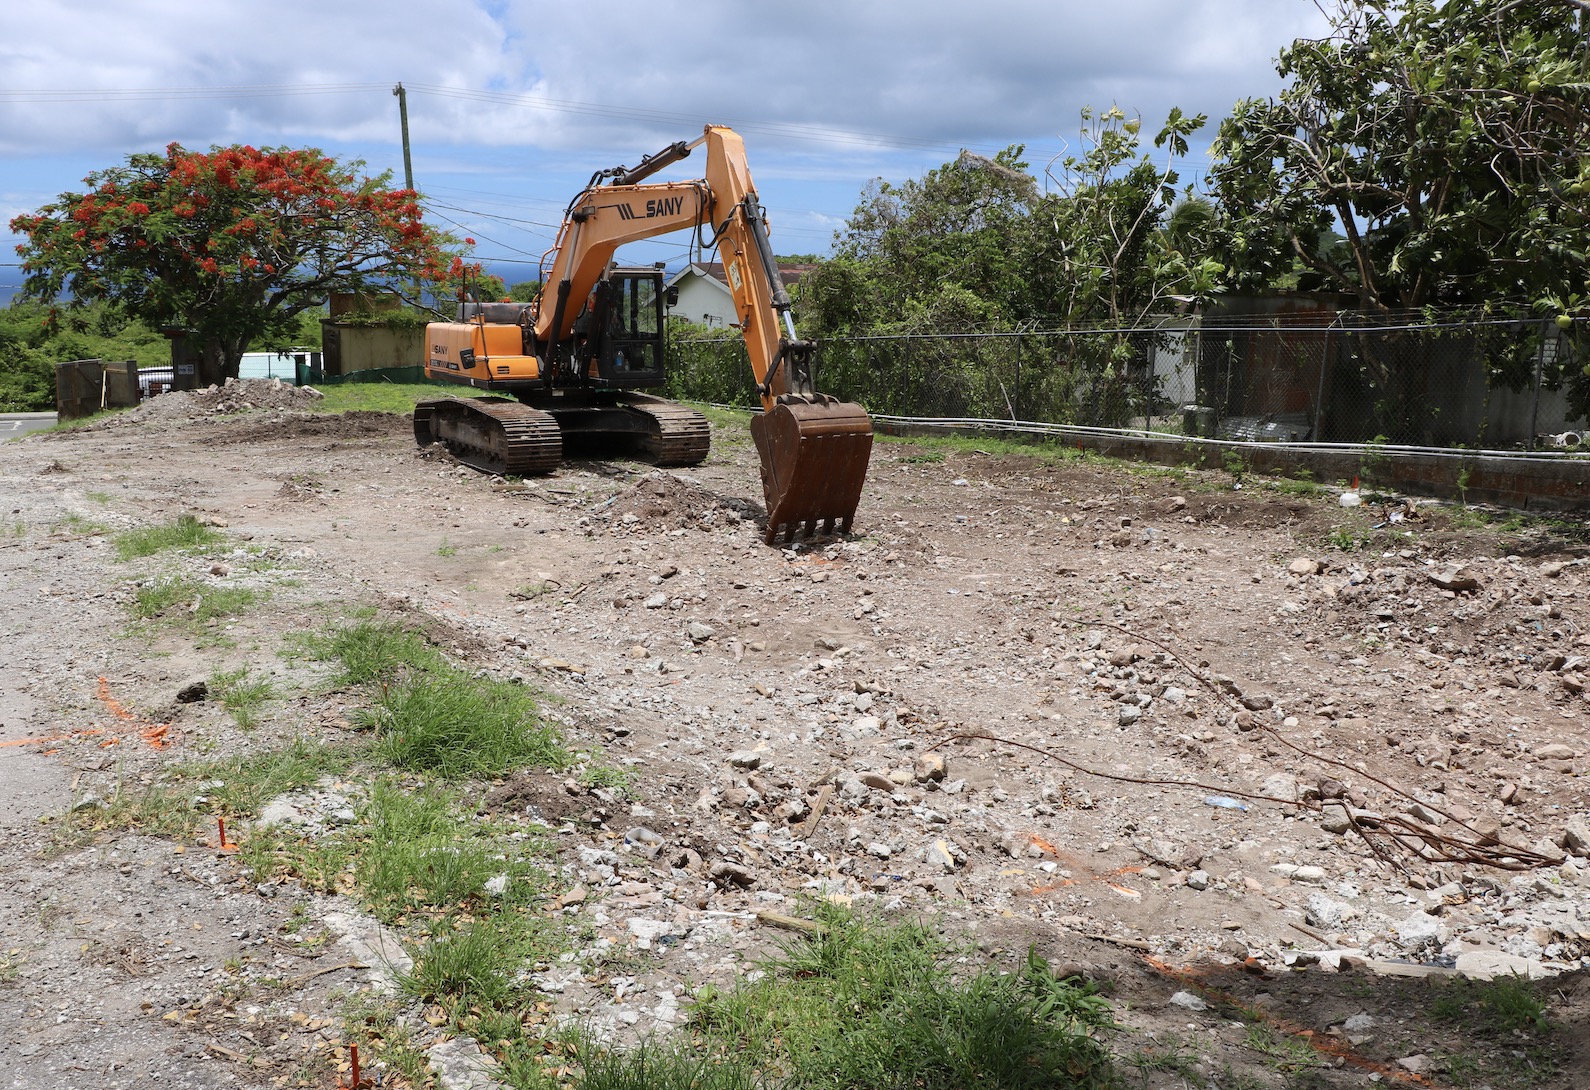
[10, 143, 464, 386]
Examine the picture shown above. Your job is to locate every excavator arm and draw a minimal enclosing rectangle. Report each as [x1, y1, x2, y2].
[533, 126, 873, 540]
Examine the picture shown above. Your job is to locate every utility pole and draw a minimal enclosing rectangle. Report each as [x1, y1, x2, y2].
[392, 83, 415, 192]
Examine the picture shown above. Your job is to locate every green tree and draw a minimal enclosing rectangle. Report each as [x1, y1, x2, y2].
[10, 144, 464, 386]
[1021, 106, 1214, 327]
[1208, 0, 1590, 416]
[1211, 0, 1589, 311]
[0, 301, 169, 412]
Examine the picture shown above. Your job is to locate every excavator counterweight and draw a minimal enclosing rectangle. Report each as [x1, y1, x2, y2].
[414, 125, 872, 543]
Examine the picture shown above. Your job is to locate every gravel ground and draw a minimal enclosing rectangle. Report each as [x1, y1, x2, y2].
[2, 380, 1588, 1089]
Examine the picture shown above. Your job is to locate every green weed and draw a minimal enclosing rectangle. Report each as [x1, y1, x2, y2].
[300, 619, 444, 686]
[356, 783, 550, 920]
[436, 539, 458, 557]
[55, 513, 110, 536]
[1432, 973, 1552, 1034]
[114, 514, 223, 560]
[686, 905, 1119, 1090]
[132, 576, 260, 624]
[364, 668, 565, 778]
[1326, 526, 1372, 552]
[209, 667, 275, 730]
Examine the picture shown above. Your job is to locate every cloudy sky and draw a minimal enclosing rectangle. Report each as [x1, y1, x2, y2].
[0, 0, 1332, 291]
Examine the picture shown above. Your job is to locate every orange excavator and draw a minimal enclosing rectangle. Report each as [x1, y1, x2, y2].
[413, 125, 873, 543]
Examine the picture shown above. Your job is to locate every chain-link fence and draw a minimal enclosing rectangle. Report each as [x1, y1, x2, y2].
[668, 314, 1587, 451]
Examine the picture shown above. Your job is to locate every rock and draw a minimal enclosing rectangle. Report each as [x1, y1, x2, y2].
[1305, 893, 1357, 929]
[1169, 990, 1208, 1011]
[1453, 951, 1560, 980]
[1260, 774, 1301, 803]
[844, 715, 882, 739]
[1320, 806, 1353, 835]
[1561, 817, 1590, 857]
[727, 750, 763, 770]
[1288, 558, 1320, 576]
[1396, 1055, 1431, 1075]
[1117, 705, 1141, 726]
[1393, 913, 1447, 949]
[1428, 566, 1481, 592]
[708, 861, 755, 888]
[558, 885, 588, 907]
[643, 593, 668, 609]
[627, 918, 680, 949]
[1186, 870, 1210, 891]
[925, 839, 965, 871]
[70, 793, 106, 813]
[175, 678, 209, 703]
[858, 772, 895, 793]
[1108, 646, 1140, 667]
[429, 1036, 500, 1090]
[1534, 743, 1575, 761]
[913, 752, 947, 783]
[686, 622, 716, 643]
[1240, 694, 1273, 712]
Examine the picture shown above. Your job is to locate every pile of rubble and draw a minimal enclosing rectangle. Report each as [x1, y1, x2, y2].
[128, 377, 324, 424]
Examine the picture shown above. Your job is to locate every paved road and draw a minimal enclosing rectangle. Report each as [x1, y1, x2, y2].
[0, 412, 57, 439]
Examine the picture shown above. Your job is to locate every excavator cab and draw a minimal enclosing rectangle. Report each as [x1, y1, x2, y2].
[580, 267, 666, 388]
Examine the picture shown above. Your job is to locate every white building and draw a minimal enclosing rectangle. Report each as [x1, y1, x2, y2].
[664, 261, 816, 329]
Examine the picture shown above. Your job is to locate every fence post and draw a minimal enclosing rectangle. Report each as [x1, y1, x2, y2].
[1527, 322, 1545, 452]
[1313, 326, 1331, 441]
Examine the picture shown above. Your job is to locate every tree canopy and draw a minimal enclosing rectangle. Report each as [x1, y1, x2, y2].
[10, 144, 464, 385]
[797, 107, 1210, 340]
[1208, 0, 1590, 316]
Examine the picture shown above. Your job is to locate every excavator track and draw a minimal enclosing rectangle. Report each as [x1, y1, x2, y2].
[624, 396, 711, 467]
[413, 397, 562, 476]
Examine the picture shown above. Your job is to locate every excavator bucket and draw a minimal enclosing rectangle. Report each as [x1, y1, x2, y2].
[750, 398, 874, 544]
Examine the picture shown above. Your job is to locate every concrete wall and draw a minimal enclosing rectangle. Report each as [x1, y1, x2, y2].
[877, 420, 1590, 513]
[320, 323, 424, 374]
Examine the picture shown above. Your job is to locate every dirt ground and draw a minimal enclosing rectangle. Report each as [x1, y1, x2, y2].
[2, 381, 1588, 1089]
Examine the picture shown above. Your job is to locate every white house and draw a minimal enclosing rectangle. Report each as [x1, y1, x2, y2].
[665, 261, 816, 330]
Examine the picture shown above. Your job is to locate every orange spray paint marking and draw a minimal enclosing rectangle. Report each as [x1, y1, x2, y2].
[95, 677, 174, 750]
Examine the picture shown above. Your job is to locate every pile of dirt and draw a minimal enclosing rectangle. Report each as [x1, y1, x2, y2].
[126, 377, 325, 424]
[599, 469, 760, 530]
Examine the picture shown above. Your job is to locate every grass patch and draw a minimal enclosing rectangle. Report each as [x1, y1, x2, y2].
[132, 576, 261, 624]
[114, 514, 224, 560]
[670, 904, 1119, 1090]
[577, 760, 636, 797]
[436, 538, 458, 557]
[364, 668, 565, 778]
[357, 782, 551, 921]
[209, 667, 275, 730]
[55, 513, 111, 536]
[876, 429, 1086, 468]
[1431, 973, 1552, 1034]
[299, 618, 444, 686]
[309, 382, 492, 417]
